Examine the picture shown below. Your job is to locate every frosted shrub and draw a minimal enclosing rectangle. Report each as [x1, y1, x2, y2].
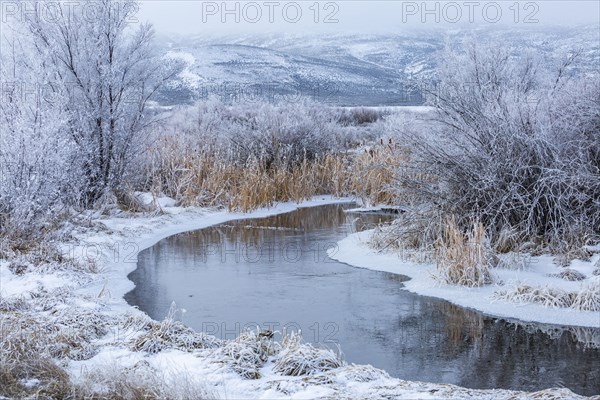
[395, 41, 600, 252]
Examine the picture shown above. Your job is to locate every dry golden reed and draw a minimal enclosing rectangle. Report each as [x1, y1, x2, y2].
[145, 136, 404, 212]
[436, 217, 493, 287]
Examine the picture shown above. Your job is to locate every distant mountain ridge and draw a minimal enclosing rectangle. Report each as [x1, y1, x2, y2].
[156, 26, 599, 106]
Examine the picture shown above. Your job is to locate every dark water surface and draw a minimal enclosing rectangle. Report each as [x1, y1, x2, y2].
[125, 204, 600, 395]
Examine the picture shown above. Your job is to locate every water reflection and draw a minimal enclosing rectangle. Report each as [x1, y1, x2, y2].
[125, 204, 600, 396]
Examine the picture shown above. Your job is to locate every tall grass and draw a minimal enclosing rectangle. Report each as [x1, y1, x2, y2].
[436, 217, 494, 287]
[143, 134, 401, 212]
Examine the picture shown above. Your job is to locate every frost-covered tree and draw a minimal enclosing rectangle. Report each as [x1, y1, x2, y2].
[23, 0, 179, 205]
[0, 22, 76, 237]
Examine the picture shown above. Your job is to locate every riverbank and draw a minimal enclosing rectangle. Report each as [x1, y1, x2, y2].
[329, 229, 600, 329]
[0, 197, 595, 398]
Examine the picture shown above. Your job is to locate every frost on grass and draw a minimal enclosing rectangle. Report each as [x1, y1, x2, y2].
[494, 277, 600, 312]
[494, 285, 574, 309]
[0, 306, 110, 363]
[593, 258, 600, 276]
[333, 363, 391, 383]
[221, 329, 279, 379]
[71, 360, 216, 400]
[273, 331, 345, 377]
[220, 330, 345, 380]
[130, 304, 222, 354]
[549, 268, 586, 281]
[0, 295, 30, 312]
[5, 242, 98, 275]
[571, 277, 600, 312]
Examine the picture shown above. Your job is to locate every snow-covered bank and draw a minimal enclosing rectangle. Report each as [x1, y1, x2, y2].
[329, 230, 600, 329]
[0, 197, 595, 399]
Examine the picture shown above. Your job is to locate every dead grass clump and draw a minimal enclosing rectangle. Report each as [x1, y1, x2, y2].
[0, 319, 72, 399]
[350, 139, 404, 206]
[5, 241, 98, 274]
[2, 307, 109, 362]
[335, 364, 390, 382]
[436, 217, 494, 287]
[7, 261, 31, 275]
[29, 286, 73, 312]
[494, 285, 575, 309]
[273, 332, 344, 377]
[49, 332, 99, 361]
[0, 356, 71, 399]
[494, 226, 524, 253]
[550, 268, 586, 281]
[368, 205, 442, 262]
[146, 133, 403, 213]
[221, 329, 279, 379]
[495, 279, 600, 312]
[71, 361, 216, 399]
[0, 295, 30, 312]
[131, 305, 221, 354]
[45, 308, 111, 361]
[571, 277, 600, 312]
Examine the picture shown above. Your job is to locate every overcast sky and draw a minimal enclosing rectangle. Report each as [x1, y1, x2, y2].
[137, 1, 600, 35]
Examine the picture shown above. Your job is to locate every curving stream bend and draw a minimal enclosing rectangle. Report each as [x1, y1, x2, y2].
[125, 203, 600, 396]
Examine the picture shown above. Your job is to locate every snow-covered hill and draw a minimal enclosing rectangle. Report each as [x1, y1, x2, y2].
[156, 26, 599, 106]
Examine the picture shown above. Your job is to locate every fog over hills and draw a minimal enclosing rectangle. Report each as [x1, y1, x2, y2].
[156, 25, 599, 106]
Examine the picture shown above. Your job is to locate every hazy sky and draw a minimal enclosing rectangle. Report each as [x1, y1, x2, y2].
[137, 1, 600, 35]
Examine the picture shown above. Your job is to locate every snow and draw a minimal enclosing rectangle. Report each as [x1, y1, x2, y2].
[329, 230, 600, 329]
[134, 191, 178, 208]
[0, 263, 66, 297]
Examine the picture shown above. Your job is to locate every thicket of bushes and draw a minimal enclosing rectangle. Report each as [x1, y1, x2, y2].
[380, 42, 599, 262]
[1, 87, 393, 241]
[137, 100, 395, 211]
